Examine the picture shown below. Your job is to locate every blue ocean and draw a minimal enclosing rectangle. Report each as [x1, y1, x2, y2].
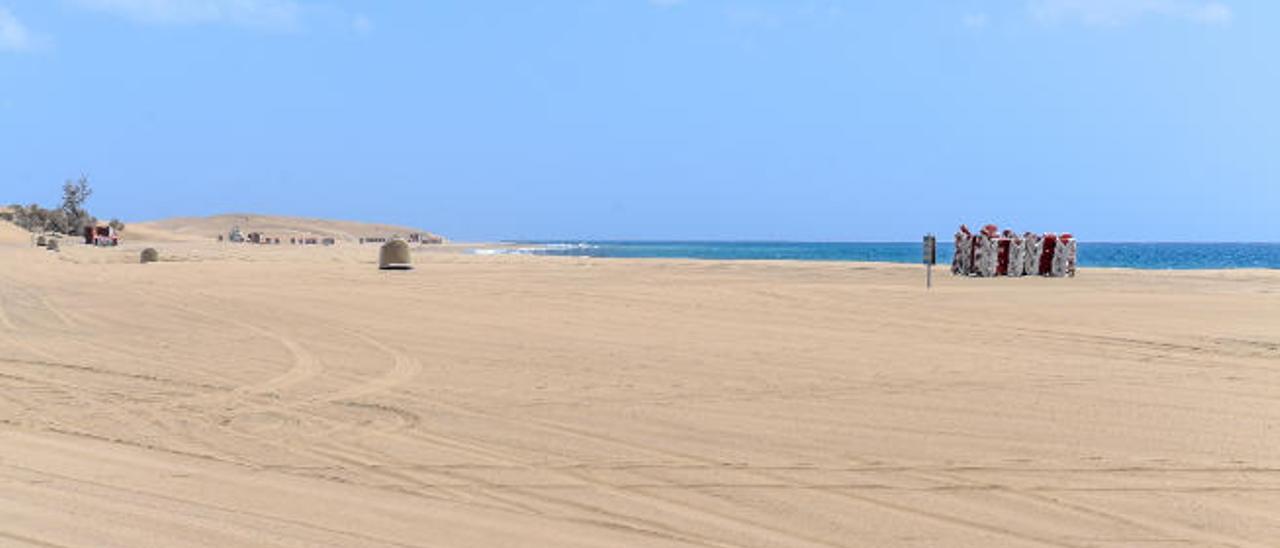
[477, 242, 1280, 270]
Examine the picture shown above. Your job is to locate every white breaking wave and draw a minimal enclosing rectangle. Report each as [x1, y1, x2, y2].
[469, 243, 596, 256]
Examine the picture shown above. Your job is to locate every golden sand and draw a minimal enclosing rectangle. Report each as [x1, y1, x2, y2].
[2, 226, 1278, 547]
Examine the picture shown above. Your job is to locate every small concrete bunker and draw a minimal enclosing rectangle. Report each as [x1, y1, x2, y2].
[378, 239, 413, 270]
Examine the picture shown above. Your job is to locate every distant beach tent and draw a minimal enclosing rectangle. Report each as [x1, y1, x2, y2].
[952, 224, 1075, 278]
[141, 248, 159, 264]
[379, 239, 413, 270]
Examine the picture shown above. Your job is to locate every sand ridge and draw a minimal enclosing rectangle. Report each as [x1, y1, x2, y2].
[1, 235, 1279, 547]
[127, 213, 442, 243]
[0, 220, 33, 245]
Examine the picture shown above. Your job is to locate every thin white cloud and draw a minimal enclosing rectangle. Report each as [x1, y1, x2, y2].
[351, 13, 372, 34]
[962, 13, 990, 29]
[726, 6, 782, 28]
[1030, 0, 1233, 26]
[0, 6, 38, 51]
[72, 0, 303, 30]
[723, 2, 843, 29]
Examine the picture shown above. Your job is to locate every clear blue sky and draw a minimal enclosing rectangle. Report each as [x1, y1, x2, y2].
[1, 1, 1276, 241]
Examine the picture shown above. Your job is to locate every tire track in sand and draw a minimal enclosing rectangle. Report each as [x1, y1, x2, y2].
[307, 360, 848, 548]
[0, 289, 707, 548]
[0, 270, 75, 330]
[286, 342, 754, 548]
[280, 340, 719, 543]
[317, 332, 423, 404]
[35, 294, 75, 329]
[0, 266, 712, 546]
[903, 462, 1270, 548]
[0, 269, 24, 331]
[119, 287, 479, 511]
[0, 529, 75, 548]
[412, 396, 1086, 548]
[48, 278, 1061, 546]
[0, 289, 16, 331]
[233, 327, 324, 397]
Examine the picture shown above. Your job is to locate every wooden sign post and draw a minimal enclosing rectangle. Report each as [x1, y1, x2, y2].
[922, 234, 937, 289]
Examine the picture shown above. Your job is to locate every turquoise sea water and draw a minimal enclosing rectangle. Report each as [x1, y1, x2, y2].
[476, 242, 1280, 270]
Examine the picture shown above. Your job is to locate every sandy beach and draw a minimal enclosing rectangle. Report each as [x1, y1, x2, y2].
[2, 230, 1279, 547]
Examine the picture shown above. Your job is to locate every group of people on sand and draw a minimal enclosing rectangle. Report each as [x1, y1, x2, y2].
[953, 224, 1076, 278]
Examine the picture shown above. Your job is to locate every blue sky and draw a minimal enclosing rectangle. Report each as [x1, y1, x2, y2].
[1, 1, 1275, 241]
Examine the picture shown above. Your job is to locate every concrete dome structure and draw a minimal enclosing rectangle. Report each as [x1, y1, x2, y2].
[378, 239, 413, 270]
[141, 248, 159, 264]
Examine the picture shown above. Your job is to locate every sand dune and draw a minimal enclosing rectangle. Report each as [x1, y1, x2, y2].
[0, 220, 32, 245]
[1, 235, 1279, 547]
[128, 213, 442, 243]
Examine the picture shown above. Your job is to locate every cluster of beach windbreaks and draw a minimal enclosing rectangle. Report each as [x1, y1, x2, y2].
[476, 241, 1280, 270]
